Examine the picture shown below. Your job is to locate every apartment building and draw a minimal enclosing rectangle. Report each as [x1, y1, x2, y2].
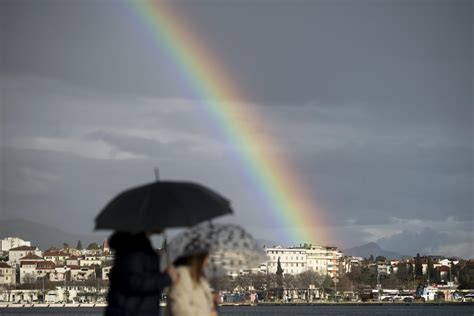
[264, 245, 343, 277]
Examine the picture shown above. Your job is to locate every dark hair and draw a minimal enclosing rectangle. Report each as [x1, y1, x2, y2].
[174, 252, 208, 283]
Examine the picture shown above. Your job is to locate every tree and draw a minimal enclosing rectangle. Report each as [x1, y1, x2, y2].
[76, 240, 83, 250]
[234, 274, 252, 291]
[295, 270, 321, 289]
[397, 263, 408, 281]
[210, 275, 234, 292]
[408, 263, 414, 278]
[415, 253, 423, 277]
[375, 256, 387, 262]
[276, 257, 283, 287]
[433, 268, 441, 284]
[322, 275, 334, 290]
[368, 255, 375, 262]
[336, 274, 353, 291]
[381, 273, 402, 289]
[283, 274, 296, 289]
[347, 265, 362, 288]
[249, 273, 267, 291]
[275, 257, 284, 300]
[458, 261, 474, 289]
[87, 243, 100, 250]
[359, 266, 377, 288]
[427, 257, 434, 284]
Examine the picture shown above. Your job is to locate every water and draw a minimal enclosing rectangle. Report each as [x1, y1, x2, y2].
[1, 305, 473, 316]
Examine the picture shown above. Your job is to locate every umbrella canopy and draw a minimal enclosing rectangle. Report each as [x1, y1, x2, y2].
[95, 181, 233, 233]
[166, 223, 266, 275]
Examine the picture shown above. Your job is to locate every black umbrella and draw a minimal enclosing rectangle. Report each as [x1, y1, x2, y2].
[95, 181, 233, 233]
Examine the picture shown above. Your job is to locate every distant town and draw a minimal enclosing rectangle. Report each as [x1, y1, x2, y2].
[1, 236, 473, 305]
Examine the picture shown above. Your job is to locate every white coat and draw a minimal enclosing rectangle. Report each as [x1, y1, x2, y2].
[167, 266, 214, 316]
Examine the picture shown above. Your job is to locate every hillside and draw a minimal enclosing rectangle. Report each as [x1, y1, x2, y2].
[0, 219, 108, 250]
[343, 242, 403, 259]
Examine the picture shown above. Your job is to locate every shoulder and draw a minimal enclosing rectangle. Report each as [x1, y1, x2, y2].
[175, 266, 193, 287]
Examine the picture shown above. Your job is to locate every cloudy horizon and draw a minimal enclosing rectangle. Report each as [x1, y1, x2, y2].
[1, 0, 472, 258]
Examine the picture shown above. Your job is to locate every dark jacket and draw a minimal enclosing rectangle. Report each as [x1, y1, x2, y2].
[105, 232, 171, 316]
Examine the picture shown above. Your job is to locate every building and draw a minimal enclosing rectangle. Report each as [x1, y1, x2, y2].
[0, 262, 16, 285]
[19, 260, 55, 284]
[306, 245, 343, 278]
[8, 246, 42, 267]
[264, 244, 343, 277]
[43, 251, 69, 266]
[0, 237, 31, 252]
[80, 255, 102, 267]
[69, 266, 96, 281]
[66, 256, 80, 266]
[341, 256, 363, 274]
[19, 253, 45, 265]
[265, 246, 308, 275]
[102, 266, 112, 280]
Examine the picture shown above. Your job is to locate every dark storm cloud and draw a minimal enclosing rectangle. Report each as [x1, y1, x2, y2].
[1, 0, 472, 254]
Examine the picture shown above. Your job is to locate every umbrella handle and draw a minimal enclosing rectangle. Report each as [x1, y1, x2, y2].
[163, 231, 170, 266]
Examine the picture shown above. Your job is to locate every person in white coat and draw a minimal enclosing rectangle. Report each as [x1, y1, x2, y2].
[166, 252, 218, 316]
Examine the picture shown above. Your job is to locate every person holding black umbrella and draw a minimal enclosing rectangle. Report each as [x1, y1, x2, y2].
[105, 229, 177, 316]
[96, 180, 233, 315]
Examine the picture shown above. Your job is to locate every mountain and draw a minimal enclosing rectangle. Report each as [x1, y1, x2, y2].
[343, 242, 403, 259]
[0, 219, 108, 250]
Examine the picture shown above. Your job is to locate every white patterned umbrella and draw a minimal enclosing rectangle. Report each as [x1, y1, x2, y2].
[166, 222, 266, 275]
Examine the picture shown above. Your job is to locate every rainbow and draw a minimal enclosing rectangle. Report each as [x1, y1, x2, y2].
[130, 0, 330, 245]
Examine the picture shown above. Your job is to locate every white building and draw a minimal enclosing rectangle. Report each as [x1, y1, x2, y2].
[43, 251, 69, 266]
[0, 262, 16, 285]
[70, 266, 96, 281]
[341, 256, 363, 274]
[102, 266, 112, 280]
[0, 289, 39, 303]
[80, 255, 102, 267]
[8, 246, 42, 267]
[306, 245, 342, 278]
[0, 237, 31, 252]
[19, 260, 55, 284]
[265, 246, 308, 275]
[264, 245, 343, 277]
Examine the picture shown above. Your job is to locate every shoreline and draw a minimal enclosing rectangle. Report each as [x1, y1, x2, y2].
[0, 302, 473, 308]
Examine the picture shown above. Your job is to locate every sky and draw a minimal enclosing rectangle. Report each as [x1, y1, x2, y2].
[1, 0, 472, 257]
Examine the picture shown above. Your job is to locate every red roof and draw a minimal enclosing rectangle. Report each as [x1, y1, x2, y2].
[67, 265, 81, 269]
[19, 254, 44, 260]
[20, 261, 41, 267]
[66, 264, 81, 270]
[43, 251, 68, 257]
[0, 262, 12, 268]
[9, 246, 37, 251]
[36, 261, 55, 269]
[438, 265, 450, 272]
